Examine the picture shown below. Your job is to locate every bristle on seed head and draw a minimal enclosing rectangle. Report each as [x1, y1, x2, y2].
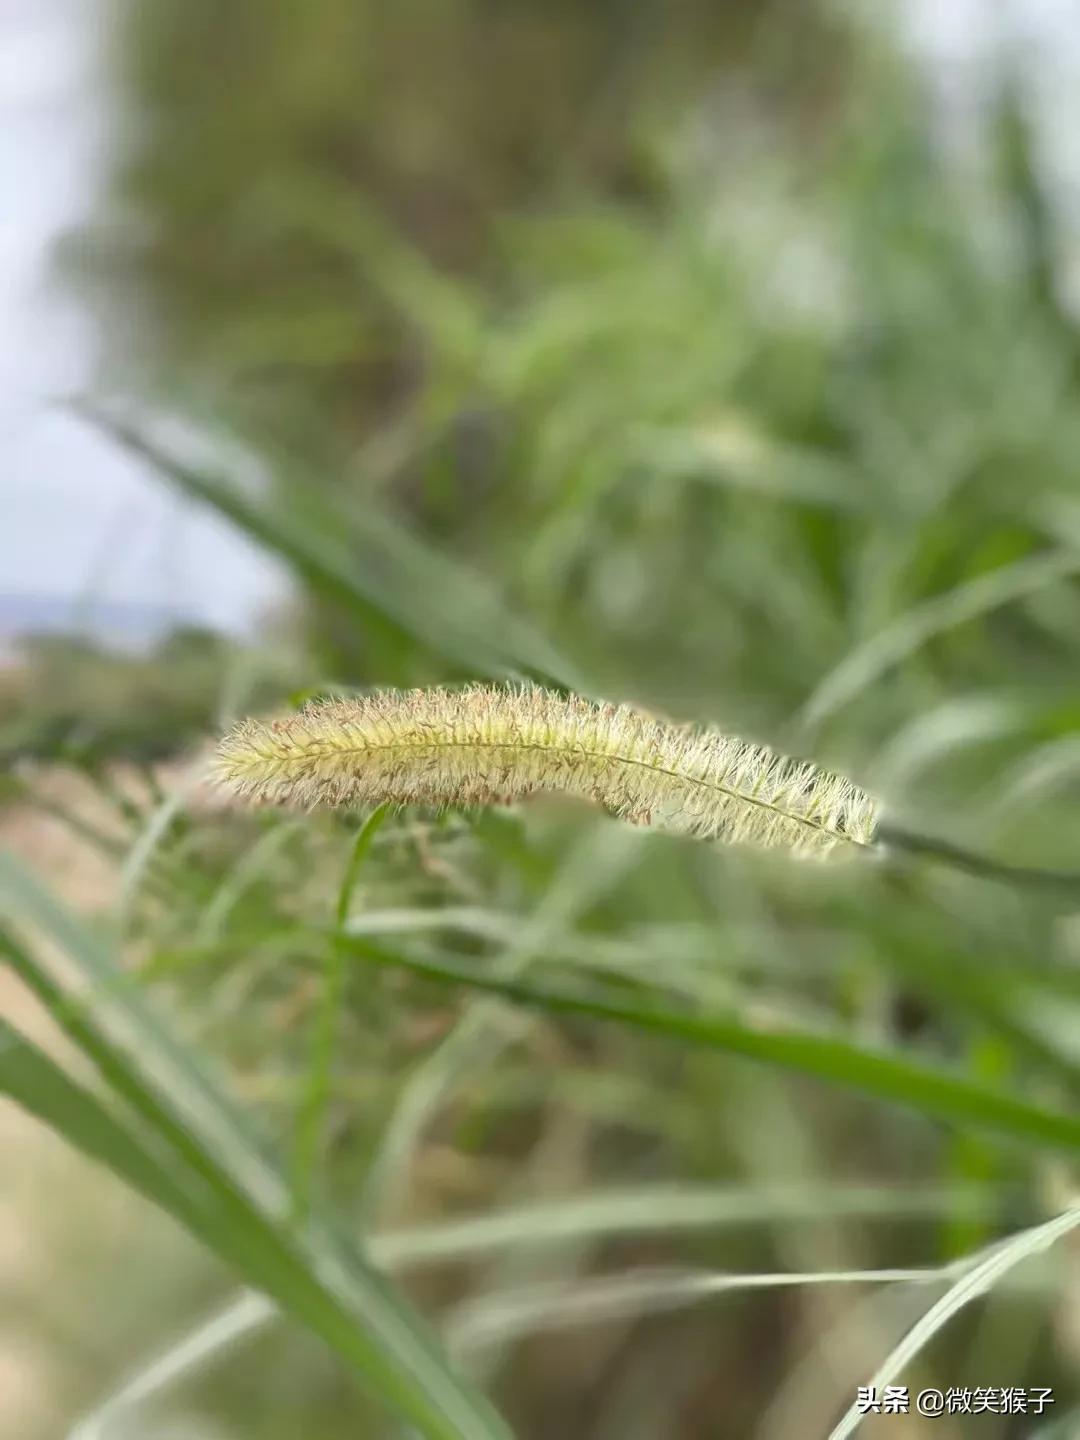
[215, 683, 879, 858]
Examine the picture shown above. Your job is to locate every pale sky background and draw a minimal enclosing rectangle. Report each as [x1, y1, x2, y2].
[0, 0, 288, 642]
[2, 0, 1079, 646]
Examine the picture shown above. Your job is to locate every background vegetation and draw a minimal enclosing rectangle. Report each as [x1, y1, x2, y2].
[6, 2, 1080, 1436]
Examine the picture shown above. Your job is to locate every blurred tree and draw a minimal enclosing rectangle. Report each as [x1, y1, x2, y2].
[79, 0, 848, 451]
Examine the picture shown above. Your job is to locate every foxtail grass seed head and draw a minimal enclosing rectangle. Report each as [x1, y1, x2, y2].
[215, 684, 879, 859]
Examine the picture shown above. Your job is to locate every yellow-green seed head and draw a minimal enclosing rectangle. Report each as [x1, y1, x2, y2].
[215, 683, 879, 858]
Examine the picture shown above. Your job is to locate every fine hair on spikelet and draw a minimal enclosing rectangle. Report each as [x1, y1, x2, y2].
[215, 683, 879, 859]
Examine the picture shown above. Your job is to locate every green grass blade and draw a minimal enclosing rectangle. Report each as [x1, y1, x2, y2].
[0, 881, 513, 1440]
[449, 1263, 947, 1356]
[0, 1019, 214, 1231]
[0, 1013, 345, 1302]
[0, 1014, 510, 1440]
[115, 776, 195, 935]
[335, 806, 392, 930]
[293, 805, 390, 1218]
[345, 939, 1080, 1154]
[68, 1177, 1015, 1440]
[259, 171, 485, 363]
[360, 823, 643, 1219]
[801, 550, 1080, 732]
[77, 403, 582, 690]
[0, 849, 285, 1200]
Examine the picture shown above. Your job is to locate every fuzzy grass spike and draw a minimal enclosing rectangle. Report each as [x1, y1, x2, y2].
[215, 684, 878, 859]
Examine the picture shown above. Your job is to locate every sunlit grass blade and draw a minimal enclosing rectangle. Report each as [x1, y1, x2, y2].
[448, 1263, 948, 1356]
[828, 1205, 1080, 1439]
[68, 1293, 274, 1440]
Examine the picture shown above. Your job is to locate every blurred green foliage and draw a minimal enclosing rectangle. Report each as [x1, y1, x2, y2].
[75, 2, 1080, 776]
